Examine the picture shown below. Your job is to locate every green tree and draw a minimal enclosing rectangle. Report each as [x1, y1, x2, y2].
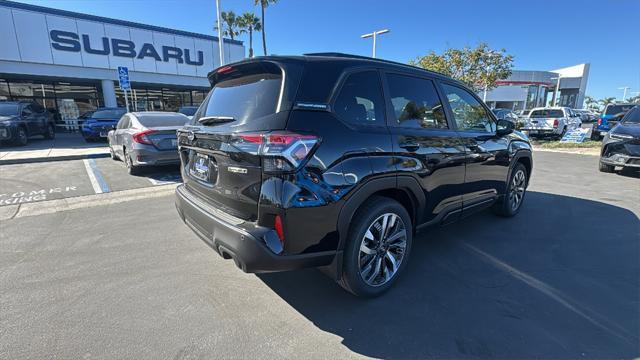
[411, 43, 514, 93]
[599, 97, 616, 107]
[584, 95, 597, 110]
[215, 11, 243, 40]
[627, 95, 640, 104]
[254, 0, 277, 56]
[237, 12, 262, 58]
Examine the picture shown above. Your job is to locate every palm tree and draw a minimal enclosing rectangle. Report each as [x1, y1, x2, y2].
[237, 12, 261, 58]
[584, 95, 596, 109]
[214, 11, 243, 41]
[599, 97, 616, 108]
[254, 0, 277, 56]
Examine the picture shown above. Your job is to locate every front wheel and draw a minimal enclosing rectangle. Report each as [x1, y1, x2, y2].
[493, 163, 528, 217]
[339, 197, 413, 297]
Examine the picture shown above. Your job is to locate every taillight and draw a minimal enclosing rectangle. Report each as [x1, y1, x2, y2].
[231, 131, 319, 172]
[553, 119, 559, 128]
[597, 118, 603, 126]
[132, 129, 157, 145]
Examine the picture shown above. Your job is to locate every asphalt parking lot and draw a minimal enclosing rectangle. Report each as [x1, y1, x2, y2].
[0, 151, 638, 359]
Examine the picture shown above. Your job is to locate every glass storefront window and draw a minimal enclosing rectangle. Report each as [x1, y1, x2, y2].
[192, 90, 206, 106]
[147, 89, 163, 111]
[0, 80, 10, 100]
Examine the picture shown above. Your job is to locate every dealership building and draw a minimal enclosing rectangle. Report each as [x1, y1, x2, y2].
[483, 63, 590, 110]
[0, 0, 244, 122]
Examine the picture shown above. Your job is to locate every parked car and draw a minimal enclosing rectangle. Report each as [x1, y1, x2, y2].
[178, 106, 199, 120]
[572, 109, 598, 123]
[599, 105, 640, 172]
[493, 108, 521, 128]
[80, 107, 127, 142]
[522, 107, 581, 139]
[173, 53, 533, 297]
[0, 100, 55, 146]
[107, 112, 189, 175]
[591, 103, 635, 140]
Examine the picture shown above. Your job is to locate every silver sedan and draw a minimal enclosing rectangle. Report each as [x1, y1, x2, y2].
[107, 112, 189, 175]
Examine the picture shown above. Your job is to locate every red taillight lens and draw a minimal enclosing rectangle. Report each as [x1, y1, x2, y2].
[217, 65, 235, 74]
[553, 119, 559, 128]
[231, 131, 319, 172]
[597, 118, 603, 126]
[132, 129, 157, 145]
[274, 215, 285, 245]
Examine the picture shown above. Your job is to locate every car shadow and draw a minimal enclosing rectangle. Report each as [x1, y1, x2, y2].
[257, 191, 639, 359]
[0, 133, 107, 151]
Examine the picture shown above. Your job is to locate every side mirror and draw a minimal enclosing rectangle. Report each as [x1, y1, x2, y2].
[496, 119, 514, 136]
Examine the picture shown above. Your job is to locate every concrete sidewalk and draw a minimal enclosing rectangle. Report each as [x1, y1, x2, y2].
[0, 133, 109, 164]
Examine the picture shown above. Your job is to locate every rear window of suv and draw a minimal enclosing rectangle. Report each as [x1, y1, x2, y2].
[530, 109, 564, 118]
[605, 105, 634, 116]
[198, 63, 282, 125]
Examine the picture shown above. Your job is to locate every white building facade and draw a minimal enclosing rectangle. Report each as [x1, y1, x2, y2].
[483, 63, 590, 110]
[0, 0, 244, 121]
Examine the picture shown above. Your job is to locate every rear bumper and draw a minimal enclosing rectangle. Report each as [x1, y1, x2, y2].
[130, 147, 180, 166]
[174, 184, 335, 273]
[523, 127, 559, 135]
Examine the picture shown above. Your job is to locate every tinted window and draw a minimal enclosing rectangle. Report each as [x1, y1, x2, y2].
[0, 103, 19, 116]
[622, 106, 639, 123]
[605, 104, 634, 116]
[530, 109, 564, 118]
[93, 109, 127, 119]
[387, 74, 447, 129]
[178, 106, 198, 116]
[201, 64, 282, 125]
[441, 83, 494, 132]
[334, 71, 385, 125]
[137, 115, 188, 127]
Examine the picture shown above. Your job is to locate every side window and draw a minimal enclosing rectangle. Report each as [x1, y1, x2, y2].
[441, 83, 495, 133]
[334, 71, 385, 125]
[387, 74, 447, 129]
[21, 105, 33, 116]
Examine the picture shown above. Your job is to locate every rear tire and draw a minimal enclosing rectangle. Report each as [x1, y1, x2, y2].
[43, 123, 55, 139]
[124, 148, 141, 175]
[493, 162, 528, 217]
[338, 196, 413, 297]
[598, 162, 615, 173]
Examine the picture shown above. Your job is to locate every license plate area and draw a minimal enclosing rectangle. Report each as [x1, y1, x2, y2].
[189, 152, 216, 184]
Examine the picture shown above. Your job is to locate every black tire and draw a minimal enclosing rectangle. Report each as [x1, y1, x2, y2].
[339, 196, 413, 297]
[556, 127, 567, 140]
[124, 148, 141, 175]
[43, 123, 55, 139]
[493, 162, 528, 217]
[598, 161, 615, 173]
[14, 126, 28, 146]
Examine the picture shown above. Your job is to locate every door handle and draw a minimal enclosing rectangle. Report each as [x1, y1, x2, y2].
[399, 142, 420, 152]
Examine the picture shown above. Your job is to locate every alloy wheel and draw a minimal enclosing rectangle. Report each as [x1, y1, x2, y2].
[358, 213, 407, 287]
[509, 169, 526, 211]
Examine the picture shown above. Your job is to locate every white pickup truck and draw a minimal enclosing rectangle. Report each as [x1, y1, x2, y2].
[523, 107, 582, 139]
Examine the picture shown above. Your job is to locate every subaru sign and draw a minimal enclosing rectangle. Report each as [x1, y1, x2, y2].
[118, 66, 130, 90]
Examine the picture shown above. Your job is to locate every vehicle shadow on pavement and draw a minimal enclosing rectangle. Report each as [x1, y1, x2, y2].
[257, 191, 639, 359]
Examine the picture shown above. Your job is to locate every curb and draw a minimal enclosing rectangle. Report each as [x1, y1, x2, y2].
[0, 152, 110, 165]
[532, 147, 599, 156]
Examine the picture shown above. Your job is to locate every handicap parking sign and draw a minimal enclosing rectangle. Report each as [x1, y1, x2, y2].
[118, 66, 130, 90]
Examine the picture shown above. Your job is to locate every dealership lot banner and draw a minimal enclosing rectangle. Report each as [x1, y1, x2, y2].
[560, 128, 590, 143]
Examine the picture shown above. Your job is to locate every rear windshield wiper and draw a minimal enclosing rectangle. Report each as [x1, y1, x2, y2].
[198, 116, 235, 125]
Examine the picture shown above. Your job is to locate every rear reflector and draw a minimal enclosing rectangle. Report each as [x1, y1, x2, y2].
[274, 215, 285, 245]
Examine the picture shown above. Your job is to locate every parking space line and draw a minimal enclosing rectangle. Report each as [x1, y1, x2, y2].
[83, 159, 110, 194]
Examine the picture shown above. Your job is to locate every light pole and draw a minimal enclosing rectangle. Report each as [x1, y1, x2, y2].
[551, 76, 562, 106]
[215, 0, 225, 66]
[361, 29, 389, 58]
[618, 86, 631, 101]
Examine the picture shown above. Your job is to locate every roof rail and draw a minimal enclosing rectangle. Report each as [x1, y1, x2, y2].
[303, 52, 444, 76]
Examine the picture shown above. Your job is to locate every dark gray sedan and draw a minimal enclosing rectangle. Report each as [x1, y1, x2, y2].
[107, 112, 189, 175]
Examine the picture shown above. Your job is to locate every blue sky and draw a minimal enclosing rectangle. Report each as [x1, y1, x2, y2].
[17, 0, 640, 101]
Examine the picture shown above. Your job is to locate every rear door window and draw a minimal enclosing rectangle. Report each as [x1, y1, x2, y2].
[199, 63, 282, 125]
[386, 73, 447, 129]
[333, 71, 385, 125]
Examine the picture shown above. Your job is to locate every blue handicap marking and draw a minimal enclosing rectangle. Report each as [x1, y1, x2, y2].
[117, 66, 130, 90]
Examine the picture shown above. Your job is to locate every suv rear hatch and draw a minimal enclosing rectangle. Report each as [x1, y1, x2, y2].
[177, 60, 309, 221]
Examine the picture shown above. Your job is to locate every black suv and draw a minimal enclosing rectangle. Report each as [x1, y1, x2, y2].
[175, 53, 533, 297]
[0, 101, 55, 146]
